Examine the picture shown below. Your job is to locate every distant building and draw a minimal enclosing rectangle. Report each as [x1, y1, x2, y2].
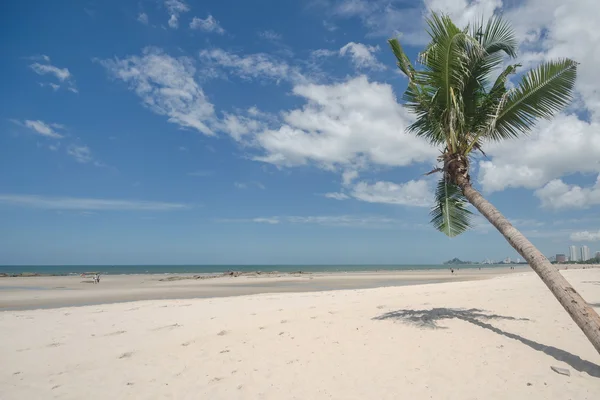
[556, 254, 567, 263]
[569, 245, 578, 262]
[581, 245, 590, 262]
[596, 251, 600, 259]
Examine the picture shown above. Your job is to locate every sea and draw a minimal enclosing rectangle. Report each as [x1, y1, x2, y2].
[0, 264, 505, 276]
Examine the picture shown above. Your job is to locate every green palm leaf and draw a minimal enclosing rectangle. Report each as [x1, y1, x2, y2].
[430, 178, 472, 237]
[489, 59, 578, 140]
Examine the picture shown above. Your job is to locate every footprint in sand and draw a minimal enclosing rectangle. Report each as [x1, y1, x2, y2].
[220, 349, 230, 354]
[104, 330, 126, 337]
[151, 323, 181, 331]
[210, 377, 224, 383]
[310, 316, 317, 319]
[258, 326, 266, 330]
[376, 305, 386, 309]
[181, 340, 194, 347]
[217, 330, 228, 336]
[46, 342, 63, 348]
[119, 351, 134, 359]
[280, 320, 288, 324]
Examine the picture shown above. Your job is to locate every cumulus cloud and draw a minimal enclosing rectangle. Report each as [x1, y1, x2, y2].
[570, 230, 600, 242]
[165, 0, 189, 28]
[253, 76, 436, 169]
[99, 47, 215, 135]
[0, 194, 188, 211]
[190, 15, 225, 34]
[339, 42, 385, 70]
[350, 179, 433, 207]
[535, 175, 600, 210]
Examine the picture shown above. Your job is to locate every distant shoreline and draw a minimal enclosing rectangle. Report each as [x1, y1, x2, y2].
[0, 263, 532, 277]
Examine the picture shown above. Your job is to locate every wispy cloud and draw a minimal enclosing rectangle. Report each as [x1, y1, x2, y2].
[11, 119, 64, 139]
[138, 12, 149, 25]
[570, 230, 600, 242]
[0, 194, 189, 211]
[99, 47, 215, 135]
[258, 30, 282, 41]
[199, 49, 305, 84]
[165, 0, 189, 29]
[190, 15, 225, 34]
[29, 63, 70, 81]
[66, 145, 93, 163]
[218, 215, 410, 228]
[28, 56, 77, 92]
[234, 181, 265, 189]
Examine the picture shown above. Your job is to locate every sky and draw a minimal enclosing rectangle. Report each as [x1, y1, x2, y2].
[1, 0, 600, 265]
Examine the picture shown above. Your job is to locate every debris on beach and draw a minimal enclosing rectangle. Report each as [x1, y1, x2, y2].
[550, 366, 570, 376]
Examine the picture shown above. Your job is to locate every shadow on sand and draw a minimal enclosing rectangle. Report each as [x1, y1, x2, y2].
[373, 307, 600, 378]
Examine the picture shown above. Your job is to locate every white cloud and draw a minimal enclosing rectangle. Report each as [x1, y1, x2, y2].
[350, 179, 433, 207]
[234, 181, 265, 190]
[253, 76, 436, 169]
[423, 0, 502, 28]
[67, 145, 93, 163]
[535, 175, 600, 210]
[570, 230, 600, 242]
[339, 42, 385, 70]
[199, 49, 305, 83]
[0, 194, 189, 211]
[29, 57, 77, 92]
[253, 217, 280, 224]
[470, 0, 600, 194]
[258, 30, 282, 41]
[324, 192, 350, 200]
[478, 115, 600, 193]
[138, 12, 149, 25]
[190, 15, 225, 34]
[99, 47, 215, 135]
[29, 63, 71, 81]
[165, 0, 189, 28]
[12, 119, 64, 139]
[222, 214, 409, 228]
[218, 113, 265, 141]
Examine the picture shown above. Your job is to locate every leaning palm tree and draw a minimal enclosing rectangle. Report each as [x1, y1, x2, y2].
[389, 13, 600, 353]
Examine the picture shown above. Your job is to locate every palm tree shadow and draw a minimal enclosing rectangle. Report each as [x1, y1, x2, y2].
[373, 308, 600, 378]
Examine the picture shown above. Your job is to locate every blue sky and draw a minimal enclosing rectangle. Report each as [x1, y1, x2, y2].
[1, 0, 600, 265]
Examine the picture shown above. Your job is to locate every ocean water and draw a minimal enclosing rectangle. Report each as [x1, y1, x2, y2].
[0, 264, 504, 276]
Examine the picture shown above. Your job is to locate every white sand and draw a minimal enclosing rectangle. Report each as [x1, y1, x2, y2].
[1, 269, 599, 399]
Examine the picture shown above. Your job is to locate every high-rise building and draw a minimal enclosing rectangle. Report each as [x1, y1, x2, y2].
[581, 245, 590, 262]
[596, 251, 600, 260]
[556, 254, 567, 263]
[569, 245, 578, 262]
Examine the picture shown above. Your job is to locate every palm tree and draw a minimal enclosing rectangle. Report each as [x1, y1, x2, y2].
[389, 13, 600, 353]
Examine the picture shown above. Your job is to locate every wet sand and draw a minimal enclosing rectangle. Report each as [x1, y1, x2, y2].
[0, 266, 532, 310]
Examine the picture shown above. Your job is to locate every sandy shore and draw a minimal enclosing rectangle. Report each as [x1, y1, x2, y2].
[1, 268, 599, 399]
[0, 266, 529, 310]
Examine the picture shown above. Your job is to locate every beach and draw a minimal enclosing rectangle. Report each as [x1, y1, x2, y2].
[1, 267, 599, 399]
[0, 266, 527, 311]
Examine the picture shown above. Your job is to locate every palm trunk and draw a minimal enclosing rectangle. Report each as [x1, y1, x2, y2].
[460, 181, 600, 354]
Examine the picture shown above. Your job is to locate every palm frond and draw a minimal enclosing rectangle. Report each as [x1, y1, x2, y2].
[430, 178, 472, 237]
[490, 58, 577, 140]
[388, 38, 415, 80]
